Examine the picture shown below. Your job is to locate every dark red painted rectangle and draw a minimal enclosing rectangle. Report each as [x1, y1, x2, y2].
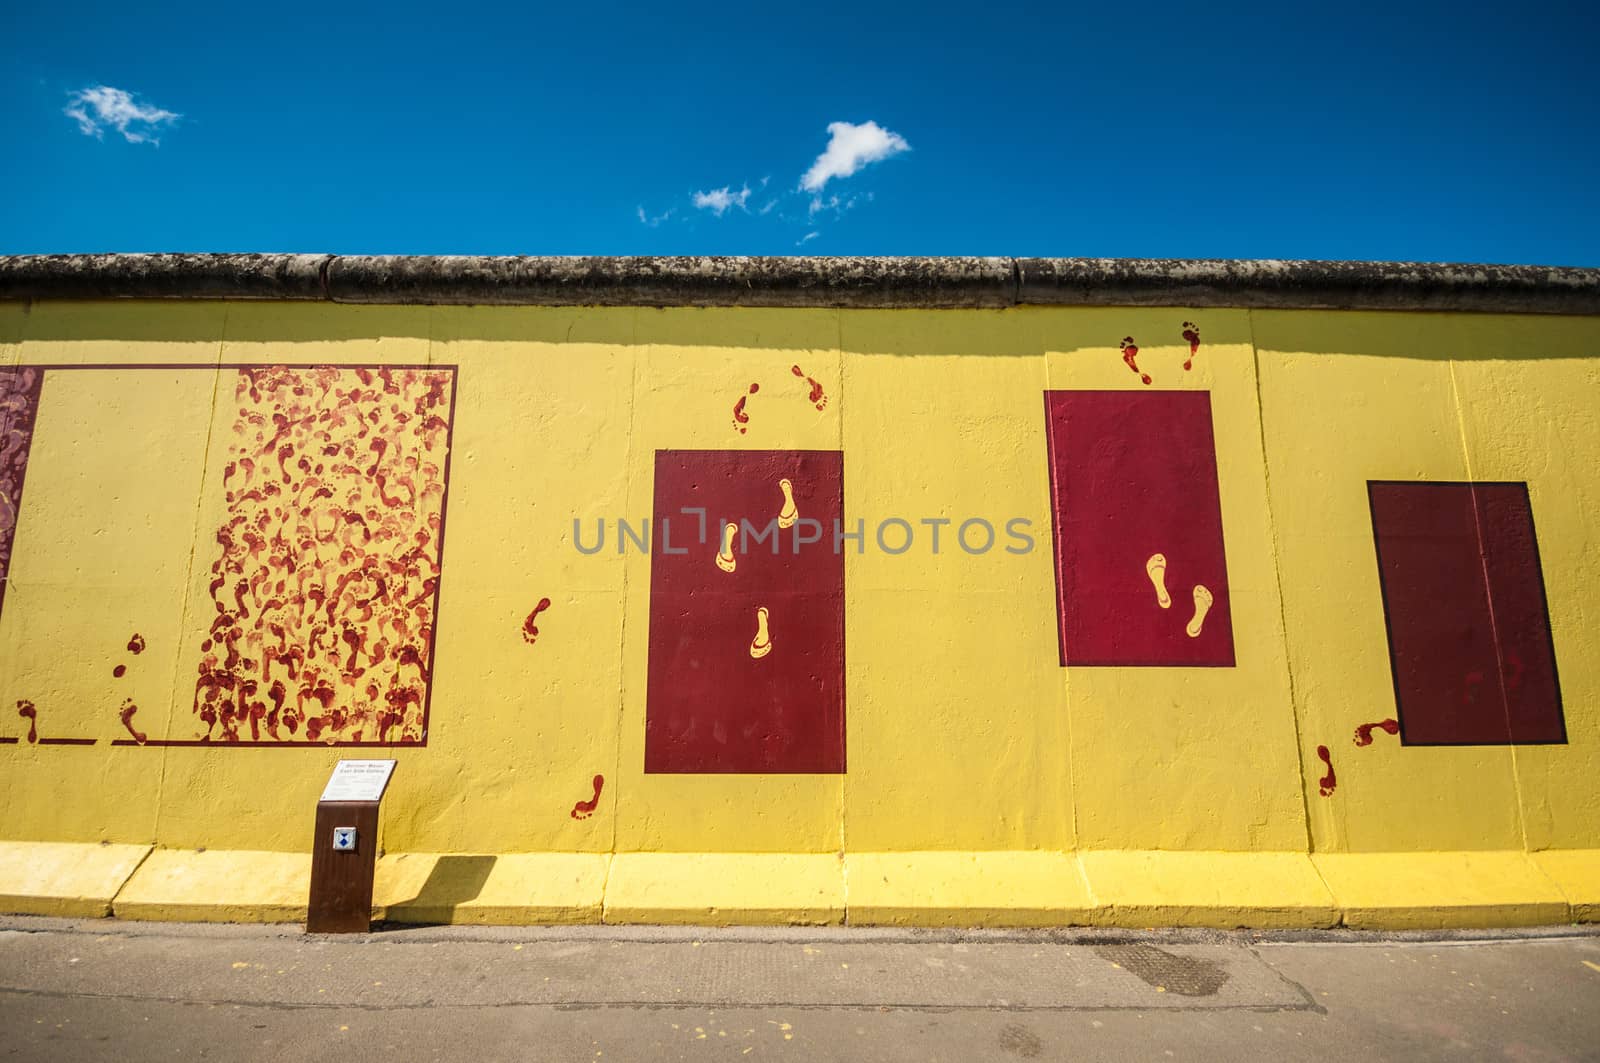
[645, 450, 845, 773]
[1044, 390, 1235, 667]
[1369, 481, 1565, 745]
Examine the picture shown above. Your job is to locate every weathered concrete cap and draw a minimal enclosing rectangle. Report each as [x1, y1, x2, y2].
[326, 255, 1015, 308]
[0, 254, 331, 302]
[2, 254, 1598, 314]
[1016, 258, 1600, 314]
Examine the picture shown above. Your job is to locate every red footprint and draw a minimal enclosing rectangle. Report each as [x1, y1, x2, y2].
[790, 365, 828, 410]
[1316, 745, 1337, 796]
[127, 633, 146, 655]
[732, 383, 759, 434]
[1353, 718, 1400, 747]
[16, 699, 37, 744]
[570, 774, 604, 820]
[1119, 337, 1151, 385]
[1181, 322, 1201, 371]
[522, 598, 552, 646]
[119, 699, 147, 744]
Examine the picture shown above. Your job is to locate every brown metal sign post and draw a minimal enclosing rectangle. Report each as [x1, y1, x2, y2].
[306, 760, 396, 934]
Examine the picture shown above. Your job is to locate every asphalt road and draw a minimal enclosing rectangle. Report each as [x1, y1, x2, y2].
[1, 917, 1597, 1061]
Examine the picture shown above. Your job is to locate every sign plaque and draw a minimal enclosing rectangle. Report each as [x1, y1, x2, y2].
[306, 760, 396, 934]
[320, 760, 397, 803]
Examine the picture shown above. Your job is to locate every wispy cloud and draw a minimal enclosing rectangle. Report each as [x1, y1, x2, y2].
[691, 183, 752, 217]
[808, 192, 873, 219]
[800, 120, 909, 193]
[796, 231, 819, 247]
[636, 205, 676, 228]
[64, 85, 180, 145]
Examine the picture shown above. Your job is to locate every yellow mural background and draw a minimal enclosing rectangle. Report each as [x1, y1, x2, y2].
[0, 299, 1596, 926]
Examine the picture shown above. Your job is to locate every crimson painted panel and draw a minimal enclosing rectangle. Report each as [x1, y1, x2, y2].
[1044, 390, 1235, 667]
[1368, 481, 1564, 745]
[1368, 482, 1504, 743]
[1475, 485, 1565, 743]
[645, 450, 845, 773]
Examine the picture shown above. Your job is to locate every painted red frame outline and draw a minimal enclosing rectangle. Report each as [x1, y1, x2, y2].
[2, 363, 459, 750]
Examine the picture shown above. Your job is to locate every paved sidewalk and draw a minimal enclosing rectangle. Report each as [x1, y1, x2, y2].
[1, 917, 1597, 1061]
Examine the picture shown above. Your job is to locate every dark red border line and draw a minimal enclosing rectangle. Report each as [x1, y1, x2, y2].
[16, 363, 446, 371]
[416, 362, 460, 744]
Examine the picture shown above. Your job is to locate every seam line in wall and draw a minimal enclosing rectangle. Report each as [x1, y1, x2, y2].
[1448, 359, 1533, 854]
[151, 303, 230, 843]
[836, 307, 848, 870]
[1246, 308, 1319, 855]
[606, 308, 641, 860]
[1039, 317, 1079, 853]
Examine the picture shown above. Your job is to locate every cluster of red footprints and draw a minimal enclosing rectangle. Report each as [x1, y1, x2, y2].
[1316, 719, 1403, 798]
[115, 633, 148, 743]
[12, 633, 147, 745]
[732, 366, 829, 433]
[1120, 323, 1202, 385]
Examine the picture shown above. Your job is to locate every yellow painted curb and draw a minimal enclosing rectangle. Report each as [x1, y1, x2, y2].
[10, 844, 1590, 929]
[1080, 851, 1340, 929]
[375, 852, 607, 925]
[845, 851, 1094, 927]
[604, 852, 844, 925]
[1528, 851, 1600, 923]
[0, 841, 152, 918]
[1312, 851, 1570, 929]
[113, 849, 310, 923]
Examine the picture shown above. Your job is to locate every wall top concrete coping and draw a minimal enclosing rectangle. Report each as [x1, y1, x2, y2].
[1, 254, 1597, 315]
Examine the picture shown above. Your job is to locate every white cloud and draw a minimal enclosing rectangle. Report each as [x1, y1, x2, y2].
[692, 183, 752, 216]
[636, 205, 675, 228]
[796, 231, 819, 247]
[808, 192, 866, 219]
[800, 120, 909, 193]
[64, 85, 180, 145]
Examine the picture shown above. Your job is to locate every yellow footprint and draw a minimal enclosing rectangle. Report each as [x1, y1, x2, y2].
[1186, 585, 1213, 638]
[777, 478, 799, 530]
[749, 606, 773, 659]
[1145, 553, 1171, 609]
[715, 522, 738, 573]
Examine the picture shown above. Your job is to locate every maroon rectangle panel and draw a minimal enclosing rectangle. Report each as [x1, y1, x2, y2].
[1044, 390, 1235, 667]
[1369, 481, 1564, 745]
[645, 450, 845, 773]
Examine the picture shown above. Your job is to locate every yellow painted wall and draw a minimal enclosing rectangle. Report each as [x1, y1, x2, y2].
[0, 299, 1596, 866]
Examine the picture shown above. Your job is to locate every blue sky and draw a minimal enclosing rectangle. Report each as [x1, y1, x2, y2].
[3, 1, 1596, 263]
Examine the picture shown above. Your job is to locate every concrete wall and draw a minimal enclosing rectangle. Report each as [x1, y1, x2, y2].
[0, 297, 1596, 926]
